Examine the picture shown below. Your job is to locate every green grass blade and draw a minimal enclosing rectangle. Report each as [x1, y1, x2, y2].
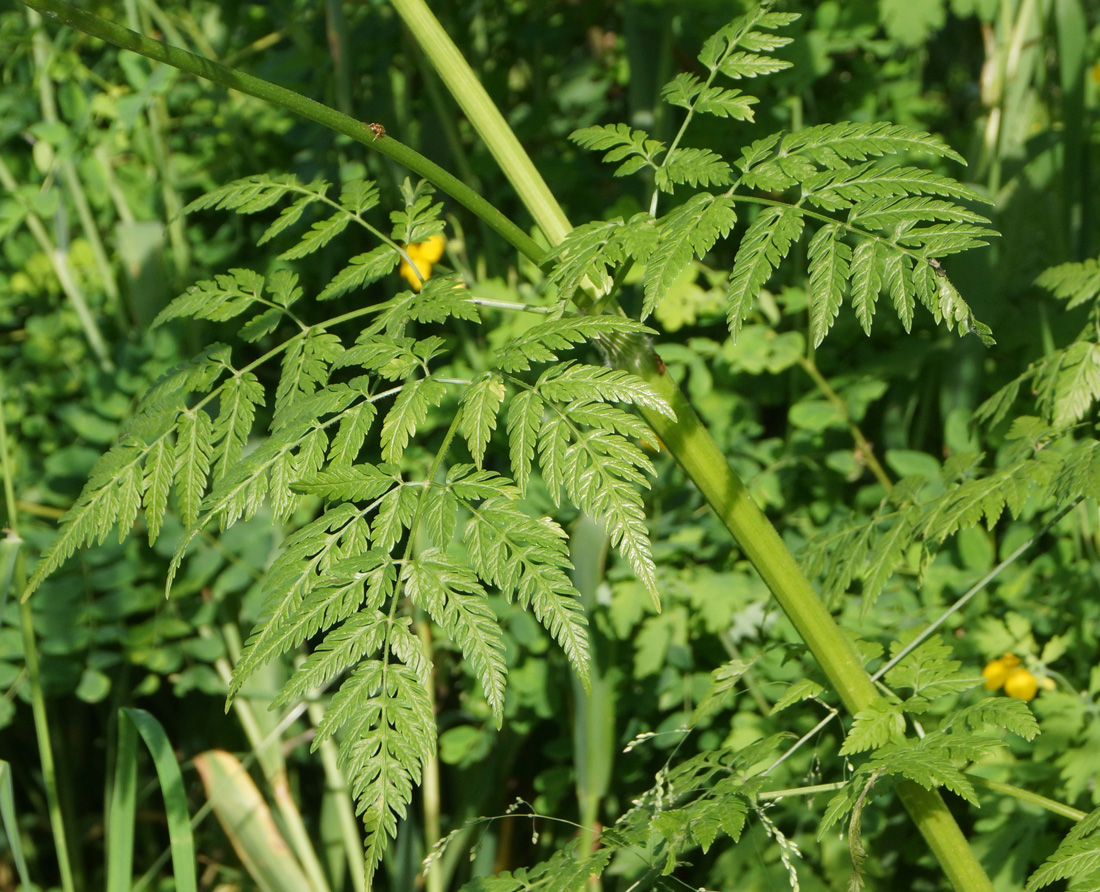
[106, 712, 138, 892]
[0, 761, 32, 887]
[120, 708, 197, 892]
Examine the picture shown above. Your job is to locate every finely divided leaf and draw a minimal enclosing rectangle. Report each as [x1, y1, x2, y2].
[643, 193, 737, 319]
[661, 73, 756, 120]
[380, 377, 448, 464]
[807, 223, 851, 347]
[174, 410, 214, 528]
[849, 240, 881, 335]
[839, 699, 906, 755]
[153, 269, 267, 328]
[570, 123, 666, 177]
[655, 148, 733, 192]
[211, 373, 264, 480]
[184, 173, 318, 215]
[459, 374, 506, 468]
[495, 315, 654, 374]
[403, 551, 508, 723]
[726, 207, 804, 338]
[535, 363, 673, 418]
[781, 122, 966, 166]
[507, 390, 542, 496]
[332, 659, 435, 888]
[319, 246, 401, 301]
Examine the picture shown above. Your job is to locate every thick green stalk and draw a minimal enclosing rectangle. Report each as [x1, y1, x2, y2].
[394, 6, 995, 891]
[388, 0, 573, 246]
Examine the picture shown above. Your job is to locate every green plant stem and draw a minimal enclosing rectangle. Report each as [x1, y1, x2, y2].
[759, 774, 1087, 824]
[13, 0, 545, 265]
[569, 514, 613, 878]
[388, 0, 573, 246]
[28, 9, 122, 308]
[0, 153, 112, 370]
[395, 7, 995, 891]
[966, 774, 1086, 822]
[122, 0, 189, 282]
[0, 377, 76, 892]
[796, 356, 892, 492]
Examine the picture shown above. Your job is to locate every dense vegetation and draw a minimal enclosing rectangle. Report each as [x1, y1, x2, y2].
[2, 1, 1099, 891]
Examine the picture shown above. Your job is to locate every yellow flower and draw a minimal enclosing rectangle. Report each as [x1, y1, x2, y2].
[399, 235, 446, 291]
[982, 653, 1020, 690]
[1004, 667, 1038, 701]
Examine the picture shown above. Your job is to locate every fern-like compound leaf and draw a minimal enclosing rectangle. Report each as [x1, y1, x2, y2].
[142, 437, 175, 544]
[1043, 341, 1100, 426]
[849, 240, 881, 335]
[570, 123, 666, 178]
[464, 495, 589, 684]
[698, 9, 799, 73]
[807, 223, 852, 346]
[543, 219, 629, 304]
[839, 699, 906, 755]
[380, 376, 447, 464]
[318, 246, 401, 301]
[864, 736, 979, 805]
[655, 148, 733, 192]
[661, 73, 757, 120]
[390, 178, 446, 245]
[183, 173, 320, 215]
[718, 50, 793, 79]
[726, 206, 804, 338]
[459, 373, 506, 468]
[780, 121, 966, 166]
[211, 372, 264, 480]
[280, 212, 350, 260]
[495, 315, 653, 374]
[506, 390, 542, 497]
[1035, 256, 1100, 309]
[273, 331, 344, 428]
[947, 697, 1039, 741]
[153, 268, 268, 327]
[403, 550, 508, 723]
[804, 163, 985, 210]
[331, 658, 435, 888]
[642, 193, 737, 319]
[1025, 807, 1100, 891]
[173, 410, 214, 528]
[535, 362, 674, 418]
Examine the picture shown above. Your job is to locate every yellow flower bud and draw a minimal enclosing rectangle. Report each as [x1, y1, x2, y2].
[982, 657, 1011, 690]
[1003, 667, 1038, 701]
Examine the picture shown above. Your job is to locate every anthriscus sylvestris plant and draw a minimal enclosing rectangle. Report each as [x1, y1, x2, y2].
[22, 1, 1100, 890]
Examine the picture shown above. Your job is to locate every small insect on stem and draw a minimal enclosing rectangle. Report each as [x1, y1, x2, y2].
[654, 353, 666, 375]
[928, 257, 946, 278]
[367, 122, 386, 141]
